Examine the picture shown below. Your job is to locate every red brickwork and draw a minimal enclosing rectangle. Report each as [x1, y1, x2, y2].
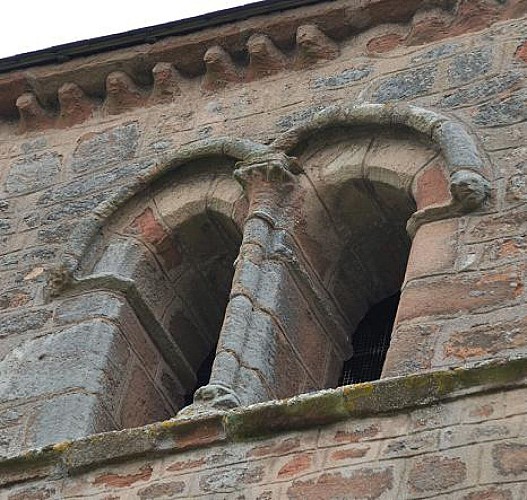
[2, 382, 527, 498]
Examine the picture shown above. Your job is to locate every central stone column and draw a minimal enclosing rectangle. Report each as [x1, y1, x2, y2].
[180, 151, 349, 414]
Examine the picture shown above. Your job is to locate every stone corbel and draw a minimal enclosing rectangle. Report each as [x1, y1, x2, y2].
[406, 168, 491, 236]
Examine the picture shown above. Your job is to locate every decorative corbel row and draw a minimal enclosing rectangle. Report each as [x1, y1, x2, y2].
[13, 24, 340, 132]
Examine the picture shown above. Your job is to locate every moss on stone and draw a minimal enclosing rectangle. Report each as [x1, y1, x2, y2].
[2, 357, 527, 481]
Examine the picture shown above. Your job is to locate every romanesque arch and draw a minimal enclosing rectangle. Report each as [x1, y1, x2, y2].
[48, 103, 490, 418]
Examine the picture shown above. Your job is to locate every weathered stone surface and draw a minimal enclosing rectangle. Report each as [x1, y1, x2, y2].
[201, 46, 239, 91]
[103, 71, 145, 115]
[0, 308, 52, 338]
[411, 43, 460, 64]
[372, 66, 436, 103]
[311, 67, 372, 89]
[246, 34, 287, 80]
[28, 393, 116, 449]
[5, 152, 61, 195]
[137, 480, 186, 499]
[58, 82, 96, 127]
[150, 63, 181, 104]
[0, 320, 129, 404]
[0, 2, 526, 495]
[367, 33, 404, 54]
[295, 25, 339, 68]
[447, 47, 493, 86]
[404, 219, 457, 282]
[441, 72, 523, 108]
[474, 92, 527, 127]
[397, 267, 523, 322]
[276, 104, 326, 132]
[16, 93, 54, 132]
[286, 467, 393, 499]
[70, 122, 140, 172]
[408, 455, 467, 493]
[119, 365, 173, 428]
[406, 8, 454, 46]
[492, 442, 527, 476]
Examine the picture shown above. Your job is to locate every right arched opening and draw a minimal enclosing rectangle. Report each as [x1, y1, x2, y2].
[328, 178, 415, 386]
[295, 126, 439, 388]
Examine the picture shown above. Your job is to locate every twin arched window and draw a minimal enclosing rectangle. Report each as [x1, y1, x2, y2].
[55, 105, 489, 429]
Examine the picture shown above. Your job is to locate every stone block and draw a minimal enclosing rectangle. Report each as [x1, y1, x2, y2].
[5, 152, 61, 195]
[365, 134, 437, 189]
[441, 71, 522, 108]
[136, 480, 187, 499]
[286, 466, 395, 499]
[474, 92, 527, 127]
[447, 47, 493, 86]
[404, 219, 458, 282]
[218, 296, 278, 386]
[413, 163, 451, 210]
[94, 237, 175, 318]
[367, 33, 405, 54]
[275, 451, 316, 480]
[70, 122, 139, 173]
[0, 307, 52, 338]
[0, 320, 129, 410]
[463, 209, 527, 244]
[381, 429, 440, 459]
[406, 454, 468, 495]
[28, 393, 117, 449]
[56, 291, 160, 377]
[490, 439, 527, 479]
[440, 306, 527, 364]
[440, 415, 522, 451]
[153, 174, 211, 230]
[311, 67, 372, 89]
[5, 483, 61, 500]
[382, 322, 439, 377]
[372, 66, 437, 103]
[119, 364, 173, 428]
[198, 463, 265, 495]
[397, 266, 522, 322]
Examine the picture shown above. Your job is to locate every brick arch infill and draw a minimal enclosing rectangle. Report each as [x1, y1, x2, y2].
[271, 102, 491, 236]
[48, 137, 272, 298]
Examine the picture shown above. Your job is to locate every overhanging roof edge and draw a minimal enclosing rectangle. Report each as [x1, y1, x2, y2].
[0, 0, 333, 73]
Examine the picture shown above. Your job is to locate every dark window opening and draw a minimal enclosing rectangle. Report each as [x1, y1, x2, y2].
[339, 292, 400, 386]
[183, 347, 217, 406]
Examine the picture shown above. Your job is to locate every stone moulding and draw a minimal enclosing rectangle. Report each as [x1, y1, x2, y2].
[271, 102, 492, 235]
[48, 137, 272, 297]
[50, 102, 490, 298]
[0, 356, 525, 486]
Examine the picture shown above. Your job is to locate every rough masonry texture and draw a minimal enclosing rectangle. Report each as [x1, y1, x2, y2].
[0, 0, 527, 497]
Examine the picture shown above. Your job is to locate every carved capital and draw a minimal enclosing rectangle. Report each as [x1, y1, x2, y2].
[233, 151, 301, 190]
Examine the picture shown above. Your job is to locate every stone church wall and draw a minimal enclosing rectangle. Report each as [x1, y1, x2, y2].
[0, 0, 526, 497]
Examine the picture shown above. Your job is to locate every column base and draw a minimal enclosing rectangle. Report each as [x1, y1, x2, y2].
[177, 384, 241, 417]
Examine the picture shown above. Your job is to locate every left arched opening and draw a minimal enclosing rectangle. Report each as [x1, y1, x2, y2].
[70, 158, 244, 428]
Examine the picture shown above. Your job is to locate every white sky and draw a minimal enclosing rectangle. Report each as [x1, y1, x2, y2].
[0, 1, 254, 59]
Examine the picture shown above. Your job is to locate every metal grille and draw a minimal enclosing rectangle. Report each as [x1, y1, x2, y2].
[339, 293, 400, 386]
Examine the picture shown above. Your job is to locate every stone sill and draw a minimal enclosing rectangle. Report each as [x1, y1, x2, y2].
[2, 357, 527, 486]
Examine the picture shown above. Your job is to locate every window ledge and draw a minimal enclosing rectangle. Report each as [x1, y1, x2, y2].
[2, 357, 527, 486]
